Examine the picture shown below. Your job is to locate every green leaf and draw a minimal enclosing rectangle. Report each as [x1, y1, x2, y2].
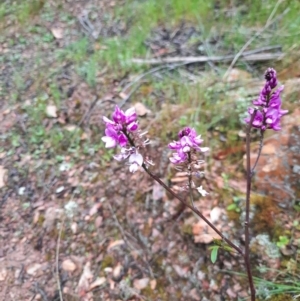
[210, 246, 219, 264]
[276, 236, 289, 248]
[226, 203, 237, 211]
[232, 196, 240, 203]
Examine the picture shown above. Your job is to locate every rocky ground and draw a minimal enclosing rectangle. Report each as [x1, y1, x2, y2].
[1, 1, 300, 300]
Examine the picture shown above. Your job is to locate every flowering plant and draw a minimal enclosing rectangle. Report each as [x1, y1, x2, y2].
[245, 68, 288, 131]
[102, 106, 151, 172]
[101, 68, 288, 301]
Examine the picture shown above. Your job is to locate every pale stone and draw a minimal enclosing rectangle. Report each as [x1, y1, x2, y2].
[62, 259, 77, 272]
[133, 277, 149, 290]
[26, 263, 42, 275]
[46, 105, 57, 118]
[0, 268, 7, 281]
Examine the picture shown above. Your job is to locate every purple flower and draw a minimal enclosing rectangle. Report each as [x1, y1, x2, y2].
[103, 106, 138, 134]
[245, 109, 264, 129]
[264, 68, 277, 89]
[102, 106, 139, 149]
[264, 107, 281, 131]
[268, 86, 283, 109]
[101, 125, 128, 148]
[169, 127, 209, 164]
[102, 106, 149, 173]
[245, 68, 288, 131]
[264, 106, 288, 131]
[169, 148, 188, 164]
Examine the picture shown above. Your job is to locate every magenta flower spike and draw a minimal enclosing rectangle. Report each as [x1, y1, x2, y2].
[102, 105, 150, 173]
[245, 68, 288, 131]
[102, 106, 139, 149]
[169, 127, 209, 164]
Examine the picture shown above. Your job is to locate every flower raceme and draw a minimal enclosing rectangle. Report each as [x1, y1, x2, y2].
[102, 105, 148, 173]
[245, 68, 288, 131]
[102, 106, 138, 148]
[168, 127, 209, 164]
[168, 127, 209, 197]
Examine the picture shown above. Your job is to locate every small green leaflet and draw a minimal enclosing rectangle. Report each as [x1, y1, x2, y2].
[209, 246, 219, 264]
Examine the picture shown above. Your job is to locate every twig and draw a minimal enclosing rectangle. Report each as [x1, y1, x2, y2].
[245, 110, 257, 301]
[120, 47, 282, 107]
[224, 2, 289, 78]
[243, 45, 282, 55]
[56, 217, 64, 301]
[131, 52, 283, 65]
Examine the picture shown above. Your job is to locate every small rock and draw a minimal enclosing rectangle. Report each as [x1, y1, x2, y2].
[95, 216, 103, 228]
[104, 267, 113, 273]
[71, 222, 78, 234]
[113, 263, 123, 280]
[56, 186, 65, 194]
[65, 125, 77, 132]
[210, 207, 222, 223]
[18, 187, 26, 195]
[194, 233, 215, 244]
[0, 268, 7, 281]
[62, 259, 77, 272]
[225, 68, 252, 82]
[134, 102, 150, 116]
[26, 263, 42, 276]
[150, 279, 157, 290]
[51, 27, 64, 39]
[46, 105, 57, 118]
[133, 277, 149, 290]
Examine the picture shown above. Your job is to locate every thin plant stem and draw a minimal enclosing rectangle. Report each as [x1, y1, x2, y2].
[141, 162, 243, 255]
[251, 129, 265, 176]
[123, 132, 243, 255]
[188, 152, 195, 208]
[124, 131, 245, 284]
[245, 109, 258, 301]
